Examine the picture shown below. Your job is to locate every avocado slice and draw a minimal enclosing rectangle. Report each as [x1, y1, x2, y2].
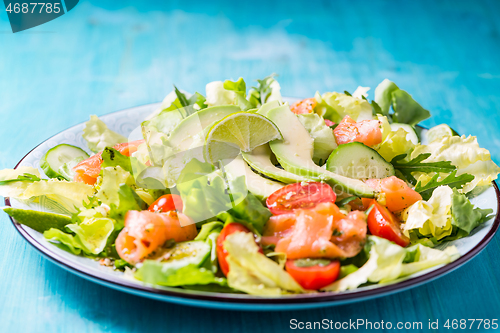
[224, 155, 285, 200]
[242, 144, 312, 184]
[3, 207, 71, 233]
[266, 106, 376, 198]
[167, 105, 241, 151]
[257, 100, 281, 117]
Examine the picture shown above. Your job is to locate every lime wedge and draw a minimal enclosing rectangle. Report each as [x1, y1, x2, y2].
[205, 112, 282, 164]
[3, 207, 71, 233]
[426, 124, 455, 143]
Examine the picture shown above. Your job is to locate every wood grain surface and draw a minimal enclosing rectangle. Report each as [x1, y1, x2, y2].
[1, 0, 499, 332]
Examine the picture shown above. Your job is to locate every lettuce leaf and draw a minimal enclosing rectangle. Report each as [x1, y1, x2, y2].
[449, 189, 492, 236]
[82, 115, 127, 153]
[315, 91, 373, 123]
[374, 79, 430, 125]
[19, 179, 94, 211]
[95, 166, 134, 207]
[374, 79, 399, 116]
[135, 262, 227, 287]
[107, 184, 147, 228]
[225, 232, 304, 295]
[0, 167, 41, 198]
[177, 159, 271, 233]
[223, 78, 254, 111]
[297, 113, 337, 165]
[322, 236, 459, 291]
[195, 221, 224, 273]
[205, 79, 251, 110]
[65, 217, 115, 255]
[195, 221, 224, 241]
[44, 228, 85, 255]
[411, 135, 500, 192]
[44, 217, 114, 256]
[376, 115, 416, 162]
[403, 186, 454, 240]
[402, 186, 492, 243]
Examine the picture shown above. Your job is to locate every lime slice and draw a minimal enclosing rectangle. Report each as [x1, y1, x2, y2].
[3, 207, 71, 233]
[426, 124, 455, 143]
[205, 112, 282, 164]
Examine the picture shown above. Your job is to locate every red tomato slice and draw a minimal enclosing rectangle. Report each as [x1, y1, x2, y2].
[285, 259, 340, 290]
[365, 199, 410, 247]
[148, 194, 183, 213]
[216, 223, 259, 276]
[290, 98, 317, 114]
[266, 182, 337, 215]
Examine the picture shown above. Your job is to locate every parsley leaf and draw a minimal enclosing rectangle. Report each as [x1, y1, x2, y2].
[415, 171, 475, 200]
[391, 153, 456, 184]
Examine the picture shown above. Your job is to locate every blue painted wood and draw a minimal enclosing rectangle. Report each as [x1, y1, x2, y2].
[1, 0, 500, 331]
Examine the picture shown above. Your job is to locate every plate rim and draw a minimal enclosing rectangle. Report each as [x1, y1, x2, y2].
[4, 102, 500, 308]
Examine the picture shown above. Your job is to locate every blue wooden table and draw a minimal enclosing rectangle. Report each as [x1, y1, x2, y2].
[1, 0, 500, 331]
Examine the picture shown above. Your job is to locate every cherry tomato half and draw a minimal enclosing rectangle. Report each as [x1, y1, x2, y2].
[365, 199, 410, 247]
[285, 259, 340, 290]
[148, 194, 183, 213]
[266, 182, 337, 215]
[216, 223, 258, 276]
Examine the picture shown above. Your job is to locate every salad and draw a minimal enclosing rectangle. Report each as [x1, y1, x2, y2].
[1, 75, 499, 296]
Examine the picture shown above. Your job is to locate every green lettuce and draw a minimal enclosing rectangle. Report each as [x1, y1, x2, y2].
[0, 167, 41, 198]
[297, 113, 337, 165]
[107, 184, 147, 227]
[95, 166, 134, 207]
[135, 262, 227, 288]
[5, 178, 94, 212]
[225, 232, 304, 295]
[403, 186, 492, 243]
[411, 135, 500, 193]
[223, 78, 254, 111]
[195, 221, 224, 273]
[314, 91, 373, 123]
[82, 115, 127, 153]
[322, 236, 459, 291]
[374, 79, 430, 125]
[177, 159, 271, 233]
[44, 217, 115, 256]
[376, 115, 416, 162]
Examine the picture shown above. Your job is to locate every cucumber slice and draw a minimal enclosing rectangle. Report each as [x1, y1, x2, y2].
[154, 240, 210, 270]
[326, 142, 394, 180]
[40, 144, 89, 179]
[390, 123, 419, 144]
[135, 241, 211, 283]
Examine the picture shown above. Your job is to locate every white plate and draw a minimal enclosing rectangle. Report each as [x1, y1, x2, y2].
[5, 102, 500, 310]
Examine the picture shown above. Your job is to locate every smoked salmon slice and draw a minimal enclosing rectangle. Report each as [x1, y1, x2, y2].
[116, 210, 197, 264]
[333, 115, 382, 147]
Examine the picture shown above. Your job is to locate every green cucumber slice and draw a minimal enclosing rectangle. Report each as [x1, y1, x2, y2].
[40, 144, 89, 179]
[151, 240, 210, 270]
[326, 142, 395, 180]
